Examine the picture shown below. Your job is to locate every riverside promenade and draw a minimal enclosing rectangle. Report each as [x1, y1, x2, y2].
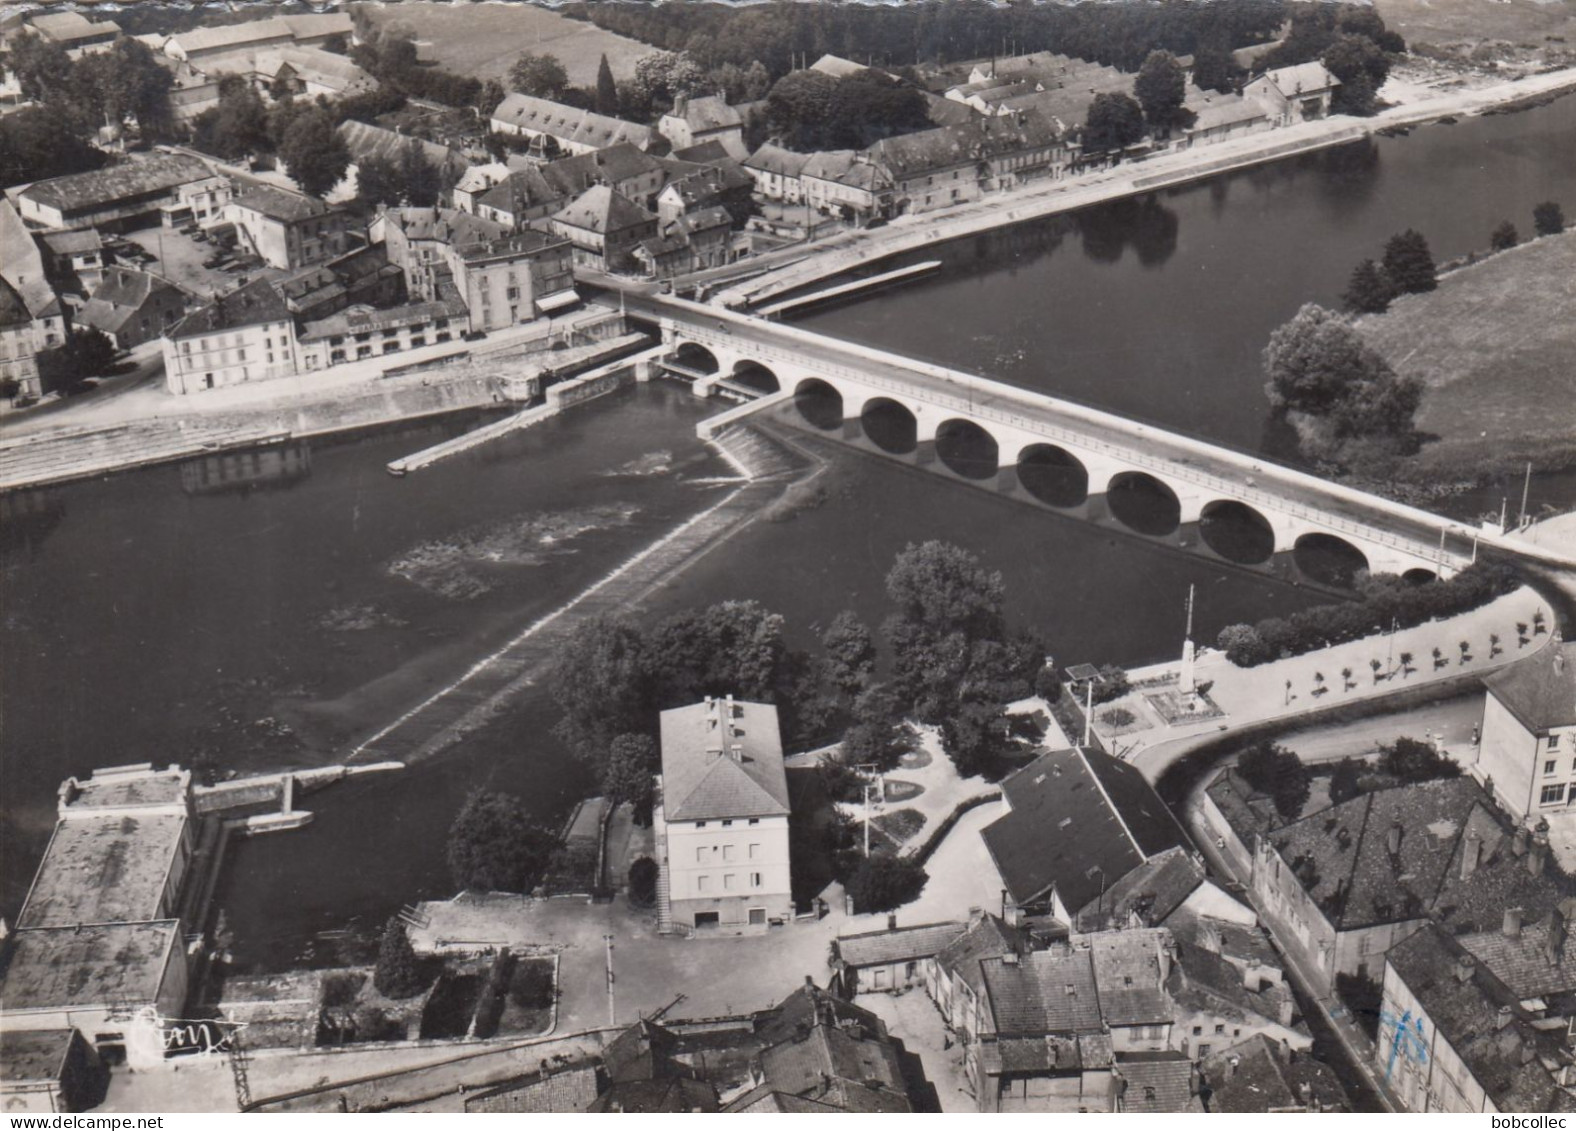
[1086, 586, 1558, 782]
[0, 308, 634, 492]
[711, 66, 1576, 309]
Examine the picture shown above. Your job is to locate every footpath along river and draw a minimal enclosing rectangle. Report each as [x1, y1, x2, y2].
[2, 101, 1572, 970]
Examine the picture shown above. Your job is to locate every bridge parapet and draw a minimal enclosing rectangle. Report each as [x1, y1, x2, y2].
[667, 318, 1465, 576]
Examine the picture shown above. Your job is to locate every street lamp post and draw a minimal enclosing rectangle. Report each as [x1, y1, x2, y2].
[603, 934, 616, 1027]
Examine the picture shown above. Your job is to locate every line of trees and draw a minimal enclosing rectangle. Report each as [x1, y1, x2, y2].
[1215, 561, 1521, 667]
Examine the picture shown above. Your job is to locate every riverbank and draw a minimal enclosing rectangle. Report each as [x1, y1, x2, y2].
[1355, 229, 1576, 489]
[0, 308, 637, 492]
[711, 66, 1576, 309]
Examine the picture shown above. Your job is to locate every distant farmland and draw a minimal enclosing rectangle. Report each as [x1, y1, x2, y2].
[355, 1, 653, 87]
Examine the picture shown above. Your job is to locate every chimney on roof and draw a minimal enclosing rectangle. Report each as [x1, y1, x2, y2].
[1514, 826, 1530, 857]
[887, 913, 898, 931]
[1226, 1055, 1240, 1079]
[1530, 820, 1551, 877]
[1505, 907, 1524, 939]
[805, 974, 814, 987]
[1498, 1005, 1516, 1030]
[674, 93, 688, 118]
[1554, 649, 1565, 675]
[1387, 821, 1403, 855]
[1462, 832, 1483, 880]
[1547, 910, 1568, 965]
[1455, 955, 1476, 983]
[1521, 1038, 1538, 1066]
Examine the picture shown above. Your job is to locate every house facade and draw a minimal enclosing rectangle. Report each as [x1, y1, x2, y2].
[549, 185, 658, 273]
[77, 267, 189, 351]
[654, 696, 793, 931]
[227, 186, 350, 271]
[1476, 642, 1576, 819]
[297, 296, 470, 370]
[658, 95, 746, 159]
[447, 229, 576, 333]
[163, 278, 299, 394]
[1243, 62, 1340, 126]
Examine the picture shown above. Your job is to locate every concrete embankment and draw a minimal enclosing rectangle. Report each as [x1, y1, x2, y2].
[347, 417, 820, 766]
[720, 68, 1576, 308]
[0, 318, 642, 493]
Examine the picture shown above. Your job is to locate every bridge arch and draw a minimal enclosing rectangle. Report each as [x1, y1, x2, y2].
[1294, 533, 1370, 588]
[1199, 500, 1276, 565]
[860, 397, 918, 455]
[936, 418, 1000, 480]
[730, 358, 780, 394]
[1403, 567, 1438, 585]
[1106, 471, 1181, 537]
[673, 341, 719, 374]
[1015, 444, 1089, 508]
[793, 378, 844, 431]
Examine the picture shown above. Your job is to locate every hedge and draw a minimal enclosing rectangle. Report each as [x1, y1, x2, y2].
[1216, 562, 1520, 667]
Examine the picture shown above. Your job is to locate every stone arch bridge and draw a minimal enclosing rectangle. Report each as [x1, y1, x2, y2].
[646, 300, 1509, 588]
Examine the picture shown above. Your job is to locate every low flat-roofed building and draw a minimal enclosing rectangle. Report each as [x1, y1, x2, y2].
[38, 229, 107, 297]
[0, 923, 190, 1069]
[26, 11, 121, 56]
[0, 1029, 106, 1114]
[830, 920, 966, 996]
[18, 155, 214, 232]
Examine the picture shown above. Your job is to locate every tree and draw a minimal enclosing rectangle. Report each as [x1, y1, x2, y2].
[509, 52, 569, 100]
[940, 699, 1013, 779]
[625, 51, 704, 120]
[190, 76, 271, 160]
[0, 107, 107, 189]
[840, 717, 911, 773]
[645, 600, 789, 708]
[1533, 201, 1566, 237]
[1323, 35, 1388, 115]
[1262, 304, 1395, 417]
[1379, 736, 1461, 783]
[1382, 229, 1437, 294]
[397, 139, 444, 208]
[279, 109, 350, 198]
[1217, 623, 1274, 666]
[594, 53, 619, 116]
[766, 69, 838, 150]
[355, 153, 402, 208]
[1083, 92, 1146, 153]
[69, 39, 175, 139]
[1329, 757, 1364, 804]
[1490, 221, 1520, 251]
[1, 32, 73, 106]
[550, 616, 651, 764]
[1236, 740, 1310, 820]
[1343, 258, 1394, 315]
[36, 328, 116, 396]
[845, 854, 929, 913]
[826, 70, 930, 148]
[1134, 50, 1191, 133]
[446, 790, 558, 893]
[374, 917, 426, 998]
[885, 541, 1004, 641]
[627, 856, 659, 907]
[602, 733, 657, 824]
[1191, 43, 1245, 94]
[820, 611, 876, 699]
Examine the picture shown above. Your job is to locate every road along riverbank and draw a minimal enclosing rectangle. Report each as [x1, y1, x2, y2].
[714, 67, 1576, 309]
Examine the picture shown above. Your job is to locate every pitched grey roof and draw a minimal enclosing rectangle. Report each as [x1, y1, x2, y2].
[979, 948, 1102, 1035]
[1459, 914, 1576, 1001]
[1200, 1035, 1348, 1113]
[491, 93, 655, 152]
[1485, 643, 1576, 732]
[77, 268, 183, 336]
[1119, 1052, 1203, 1113]
[669, 95, 741, 133]
[169, 277, 290, 340]
[231, 184, 331, 224]
[936, 912, 1020, 993]
[744, 143, 810, 179]
[983, 747, 1189, 910]
[1075, 845, 1206, 930]
[834, 921, 965, 967]
[20, 155, 212, 217]
[659, 698, 789, 822]
[552, 185, 655, 235]
[1081, 928, 1172, 1026]
[463, 1065, 599, 1113]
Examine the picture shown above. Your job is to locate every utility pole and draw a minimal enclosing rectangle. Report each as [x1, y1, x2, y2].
[603, 934, 616, 1028]
[1081, 679, 1093, 747]
[1518, 461, 1533, 530]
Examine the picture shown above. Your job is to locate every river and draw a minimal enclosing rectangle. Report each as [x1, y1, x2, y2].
[3, 101, 1573, 970]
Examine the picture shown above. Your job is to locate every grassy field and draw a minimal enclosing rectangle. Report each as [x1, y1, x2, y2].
[1374, 0, 1576, 48]
[355, 1, 653, 87]
[1356, 230, 1576, 479]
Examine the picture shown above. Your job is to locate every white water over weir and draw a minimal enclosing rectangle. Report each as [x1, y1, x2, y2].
[347, 417, 808, 765]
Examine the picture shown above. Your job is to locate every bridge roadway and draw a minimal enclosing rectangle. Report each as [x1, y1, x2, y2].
[605, 290, 1576, 579]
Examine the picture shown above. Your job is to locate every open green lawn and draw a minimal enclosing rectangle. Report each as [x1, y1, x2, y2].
[1357, 230, 1576, 477]
[356, 1, 654, 87]
[1374, 0, 1576, 48]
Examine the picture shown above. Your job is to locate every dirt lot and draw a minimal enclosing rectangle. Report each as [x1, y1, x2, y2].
[357, 1, 653, 87]
[1356, 229, 1576, 480]
[118, 224, 287, 300]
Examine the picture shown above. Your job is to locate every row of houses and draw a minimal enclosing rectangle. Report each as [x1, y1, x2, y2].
[490, 90, 748, 161]
[1195, 643, 1576, 1112]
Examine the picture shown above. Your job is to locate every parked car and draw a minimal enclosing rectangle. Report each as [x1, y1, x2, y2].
[461, 329, 488, 342]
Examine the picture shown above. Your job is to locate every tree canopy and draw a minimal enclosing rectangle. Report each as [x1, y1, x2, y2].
[595, 54, 619, 115]
[602, 733, 657, 824]
[279, 108, 350, 198]
[1533, 201, 1566, 237]
[1083, 92, 1146, 153]
[1323, 34, 1389, 116]
[446, 790, 558, 894]
[1343, 258, 1393, 314]
[1382, 229, 1437, 294]
[1134, 50, 1191, 133]
[509, 52, 570, 100]
[1490, 220, 1520, 252]
[0, 108, 107, 189]
[1236, 740, 1310, 820]
[373, 917, 426, 998]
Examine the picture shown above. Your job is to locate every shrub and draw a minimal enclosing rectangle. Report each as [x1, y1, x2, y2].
[1329, 756, 1365, 804]
[1534, 201, 1566, 237]
[508, 959, 555, 1011]
[1100, 707, 1136, 728]
[1490, 221, 1519, 251]
[373, 917, 426, 1000]
[1237, 740, 1311, 820]
[628, 856, 659, 907]
[1379, 736, 1461, 783]
[846, 854, 929, 913]
[1090, 664, 1130, 705]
